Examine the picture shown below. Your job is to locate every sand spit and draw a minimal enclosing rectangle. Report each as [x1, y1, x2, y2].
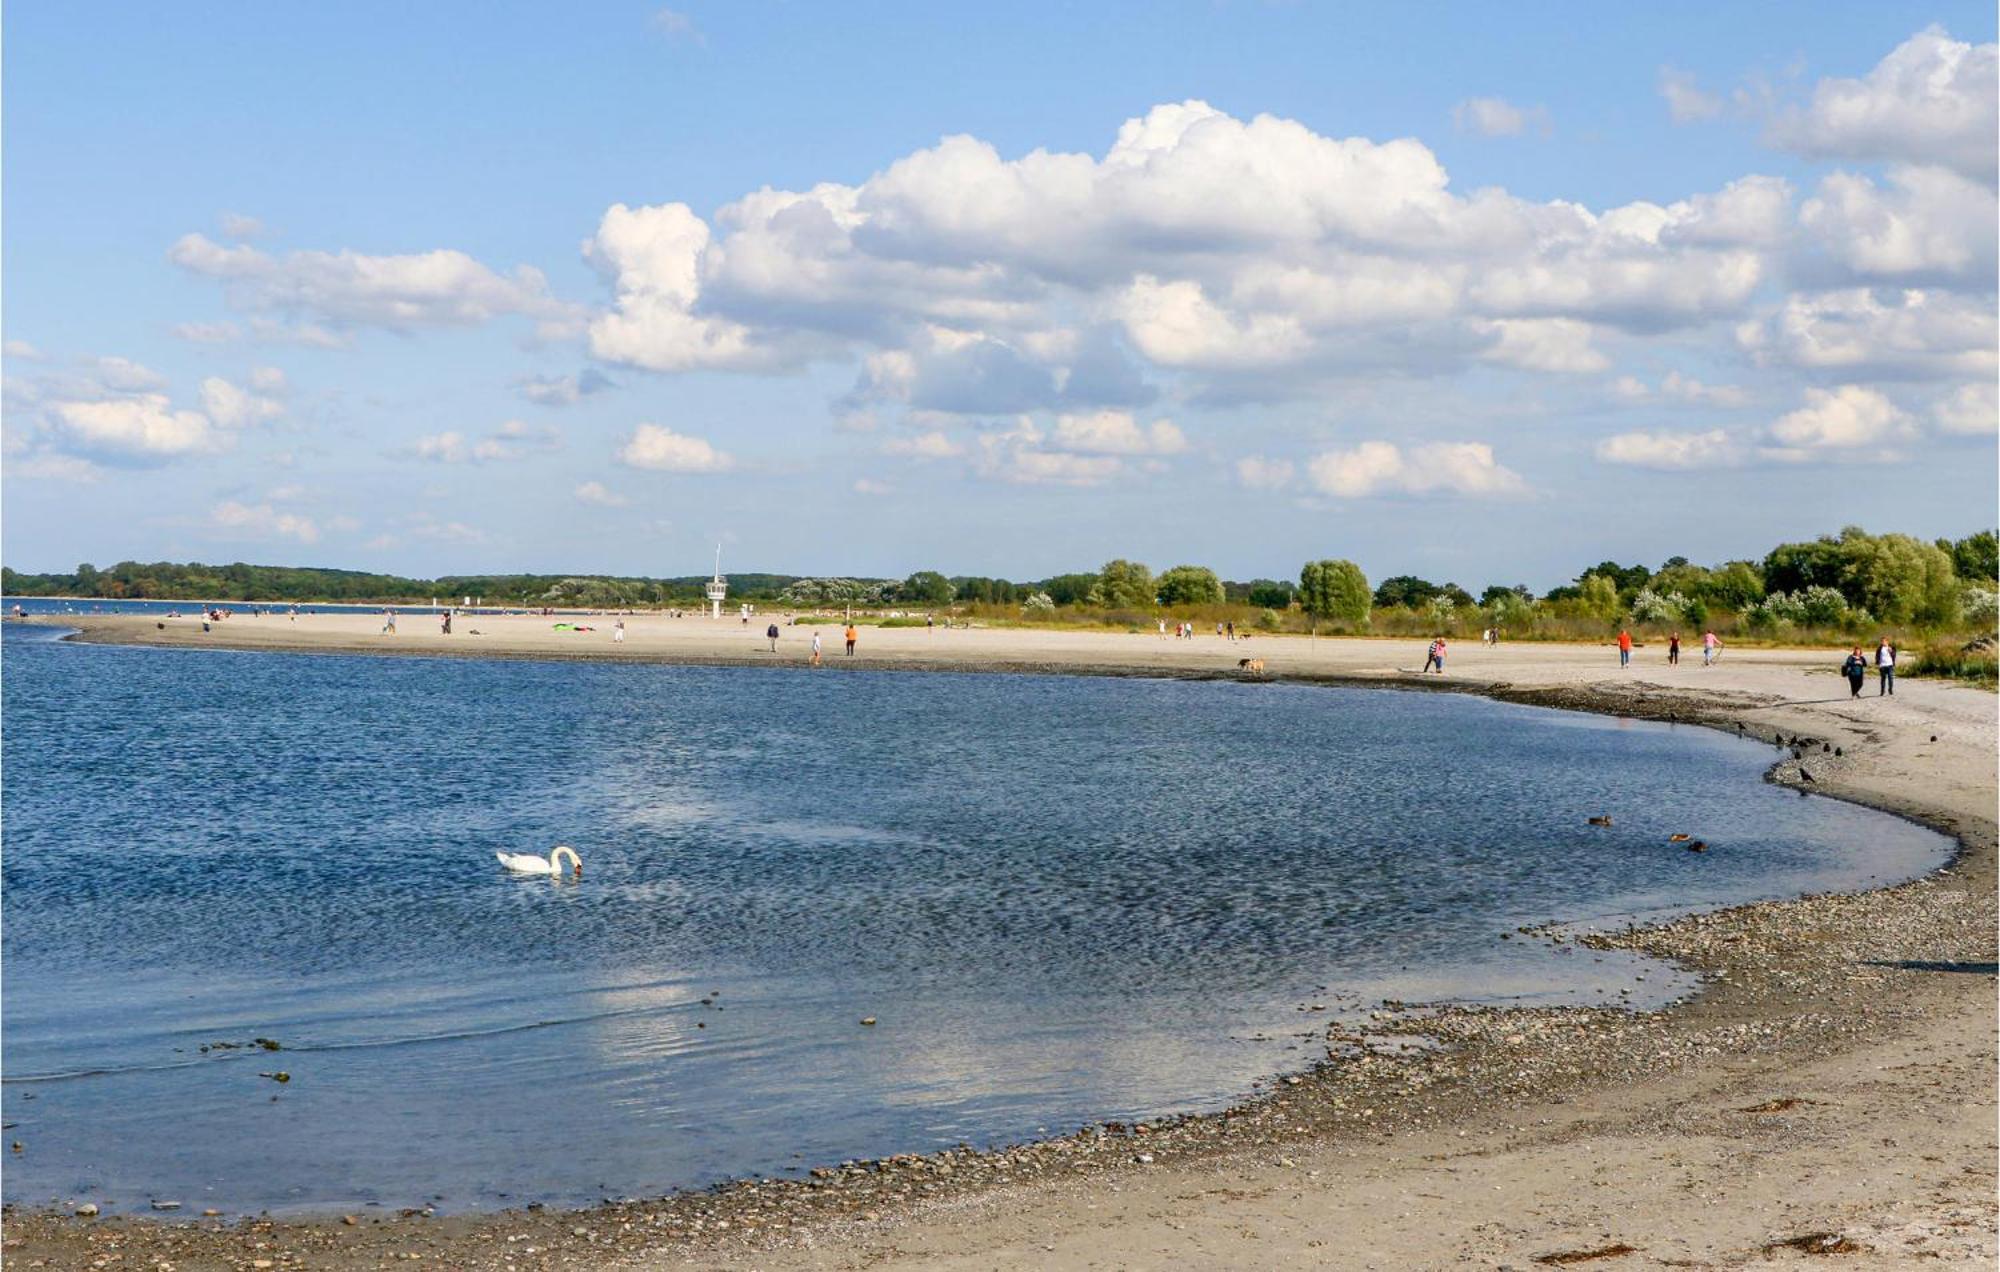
[6, 614, 1995, 1269]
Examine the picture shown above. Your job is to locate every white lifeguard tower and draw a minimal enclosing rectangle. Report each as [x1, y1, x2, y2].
[704, 545, 728, 619]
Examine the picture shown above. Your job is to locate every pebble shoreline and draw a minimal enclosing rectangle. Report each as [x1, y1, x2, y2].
[4, 663, 1994, 1270]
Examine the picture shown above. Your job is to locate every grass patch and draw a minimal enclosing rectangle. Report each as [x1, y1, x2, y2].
[1905, 637, 1998, 689]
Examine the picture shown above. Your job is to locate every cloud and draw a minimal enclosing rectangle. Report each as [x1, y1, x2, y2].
[1659, 67, 1724, 122]
[1799, 164, 1997, 283]
[5, 453, 102, 483]
[404, 420, 559, 464]
[573, 480, 630, 506]
[651, 7, 704, 43]
[615, 422, 734, 472]
[3, 340, 45, 360]
[1452, 96, 1550, 137]
[1768, 27, 1998, 182]
[48, 394, 218, 463]
[1475, 317, 1607, 373]
[88, 356, 168, 392]
[515, 368, 616, 406]
[852, 478, 893, 495]
[1738, 287, 1996, 379]
[1766, 384, 1916, 452]
[211, 500, 319, 544]
[1306, 440, 1528, 498]
[579, 100, 1792, 412]
[1047, 410, 1186, 455]
[1611, 370, 1749, 408]
[1235, 455, 1295, 489]
[1595, 428, 1746, 470]
[198, 374, 285, 429]
[1933, 381, 1998, 436]
[881, 430, 964, 459]
[219, 212, 267, 240]
[169, 232, 578, 335]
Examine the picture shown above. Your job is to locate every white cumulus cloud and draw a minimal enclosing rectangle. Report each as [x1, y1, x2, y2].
[573, 480, 630, 506]
[1595, 428, 1746, 470]
[1452, 97, 1549, 137]
[1306, 441, 1528, 498]
[1048, 410, 1186, 455]
[1235, 456, 1296, 489]
[1766, 384, 1916, 453]
[1933, 381, 1998, 436]
[1769, 27, 1998, 182]
[211, 500, 319, 544]
[615, 423, 733, 472]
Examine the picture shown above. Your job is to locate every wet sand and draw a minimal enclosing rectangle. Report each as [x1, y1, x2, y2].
[7, 614, 1996, 1269]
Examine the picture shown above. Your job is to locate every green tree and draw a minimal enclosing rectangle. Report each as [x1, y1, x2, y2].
[1096, 559, 1155, 609]
[1948, 530, 1998, 582]
[1579, 574, 1622, 622]
[1298, 559, 1370, 633]
[900, 570, 954, 606]
[1245, 579, 1296, 608]
[1372, 575, 1441, 608]
[1154, 564, 1224, 607]
[1841, 532, 1958, 626]
[1039, 573, 1100, 606]
[1699, 561, 1766, 610]
[1762, 535, 1849, 595]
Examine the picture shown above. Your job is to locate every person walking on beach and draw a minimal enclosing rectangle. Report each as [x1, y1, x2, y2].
[1875, 636, 1896, 695]
[1617, 628, 1632, 667]
[1226, 620, 1235, 642]
[766, 621, 780, 652]
[613, 616, 625, 644]
[810, 631, 823, 667]
[1842, 646, 1868, 698]
[441, 610, 452, 636]
[1422, 638, 1439, 674]
[1667, 631, 1680, 666]
[1702, 630, 1721, 666]
[382, 608, 397, 636]
[844, 622, 858, 656]
[1432, 636, 1447, 674]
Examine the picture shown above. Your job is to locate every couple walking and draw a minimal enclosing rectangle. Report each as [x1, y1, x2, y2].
[1842, 638, 1897, 698]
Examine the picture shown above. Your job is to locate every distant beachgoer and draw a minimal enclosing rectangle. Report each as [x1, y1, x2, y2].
[1617, 629, 1632, 667]
[1433, 636, 1447, 674]
[1225, 621, 1235, 642]
[1157, 619, 1167, 638]
[1667, 631, 1680, 666]
[927, 615, 935, 633]
[1875, 637, 1896, 696]
[383, 608, 397, 635]
[1422, 639, 1439, 674]
[442, 611, 453, 636]
[1842, 646, 1868, 698]
[811, 631, 823, 667]
[844, 623, 857, 656]
[613, 617, 625, 644]
[766, 622, 780, 652]
[1701, 630, 1719, 665]
[289, 605, 298, 623]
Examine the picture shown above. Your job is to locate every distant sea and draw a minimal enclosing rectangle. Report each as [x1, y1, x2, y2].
[0, 623, 1951, 1214]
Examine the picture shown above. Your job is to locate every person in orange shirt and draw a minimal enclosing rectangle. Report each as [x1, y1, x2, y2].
[844, 623, 858, 656]
[1617, 628, 1633, 667]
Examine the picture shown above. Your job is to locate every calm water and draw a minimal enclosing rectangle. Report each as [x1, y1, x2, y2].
[0, 624, 1951, 1214]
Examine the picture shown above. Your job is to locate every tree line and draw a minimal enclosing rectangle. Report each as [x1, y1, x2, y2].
[6, 526, 1994, 632]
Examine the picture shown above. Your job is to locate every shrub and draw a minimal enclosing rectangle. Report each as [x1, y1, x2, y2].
[1629, 588, 1687, 624]
[1255, 608, 1282, 631]
[1960, 586, 1999, 631]
[1020, 591, 1055, 615]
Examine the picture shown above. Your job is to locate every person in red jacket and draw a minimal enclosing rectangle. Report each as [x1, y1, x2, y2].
[1617, 628, 1633, 667]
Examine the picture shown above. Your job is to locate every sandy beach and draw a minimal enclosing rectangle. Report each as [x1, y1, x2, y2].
[6, 613, 1995, 1270]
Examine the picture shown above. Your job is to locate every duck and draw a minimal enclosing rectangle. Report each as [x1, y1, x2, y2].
[1668, 833, 1692, 842]
[1686, 841, 1708, 853]
[495, 845, 582, 877]
[1587, 816, 1613, 827]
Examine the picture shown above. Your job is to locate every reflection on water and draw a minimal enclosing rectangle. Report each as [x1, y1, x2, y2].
[0, 625, 1951, 1212]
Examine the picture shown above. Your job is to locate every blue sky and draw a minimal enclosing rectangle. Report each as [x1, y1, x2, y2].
[4, 3, 1995, 588]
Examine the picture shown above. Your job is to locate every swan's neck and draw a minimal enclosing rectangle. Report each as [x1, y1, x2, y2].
[552, 845, 581, 875]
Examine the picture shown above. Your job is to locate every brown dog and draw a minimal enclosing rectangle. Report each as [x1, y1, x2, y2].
[1238, 658, 1265, 674]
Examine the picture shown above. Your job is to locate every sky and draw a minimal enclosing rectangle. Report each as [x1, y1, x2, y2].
[3, 3, 1996, 590]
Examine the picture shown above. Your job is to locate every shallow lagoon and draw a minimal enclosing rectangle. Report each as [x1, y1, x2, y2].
[0, 626, 1951, 1213]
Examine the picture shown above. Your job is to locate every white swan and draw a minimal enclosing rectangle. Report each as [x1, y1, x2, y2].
[495, 845, 582, 877]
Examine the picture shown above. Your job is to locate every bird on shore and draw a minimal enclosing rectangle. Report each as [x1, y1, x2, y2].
[495, 845, 582, 877]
